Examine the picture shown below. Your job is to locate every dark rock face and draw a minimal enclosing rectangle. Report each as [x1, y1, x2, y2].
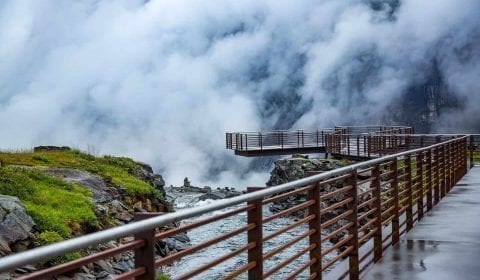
[0, 195, 35, 256]
[33, 146, 71, 152]
[267, 157, 347, 186]
[133, 161, 167, 202]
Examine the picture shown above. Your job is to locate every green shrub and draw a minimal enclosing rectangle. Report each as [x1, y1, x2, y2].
[156, 272, 170, 280]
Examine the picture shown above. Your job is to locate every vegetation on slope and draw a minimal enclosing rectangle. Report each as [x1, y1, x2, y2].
[0, 166, 97, 238]
[0, 149, 160, 239]
[0, 149, 156, 196]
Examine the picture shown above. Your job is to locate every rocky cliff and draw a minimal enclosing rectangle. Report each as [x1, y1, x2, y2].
[0, 146, 185, 279]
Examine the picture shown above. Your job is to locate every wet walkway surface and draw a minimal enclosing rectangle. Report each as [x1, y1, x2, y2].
[364, 165, 480, 280]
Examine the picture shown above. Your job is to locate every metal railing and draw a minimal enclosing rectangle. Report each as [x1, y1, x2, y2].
[226, 129, 334, 151]
[0, 136, 475, 279]
[225, 126, 413, 155]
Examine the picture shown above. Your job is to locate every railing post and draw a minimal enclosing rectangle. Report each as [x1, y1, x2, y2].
[447, 142, 453, 192]
[247, 196, 263, 279]
[417, 153, 424, 220]
[470, 135, 475, 169]
[426, 150, 433, 212]
[464, 137, 468, 174]
[347, 135, 351, 156]
[134, 213, 157, 280]
[405, 156, 413, 231]
[372, 163, 383, 262]
[434, 148, 440, 205]
[367, 135, 371, 158]
[259, 133, 262, 150]
[302, 131, 305, 147]
[281, 132, 284, 149]
[357, 137, 360, 157]
[346, 170, 359, 279]
[307, 177, 322, 279]
[297, 131, 300, 147]
[391, 159, 400, 245]
[440, 145, 446, 198]
[445, 143, 450, 193]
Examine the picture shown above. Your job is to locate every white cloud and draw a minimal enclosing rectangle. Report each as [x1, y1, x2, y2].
[0, 0, 478, 187]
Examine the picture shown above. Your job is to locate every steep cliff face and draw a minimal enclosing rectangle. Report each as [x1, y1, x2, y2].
[387, 62, 461, 132]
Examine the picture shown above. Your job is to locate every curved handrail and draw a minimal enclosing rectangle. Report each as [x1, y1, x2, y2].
[0, 135, 468, 273]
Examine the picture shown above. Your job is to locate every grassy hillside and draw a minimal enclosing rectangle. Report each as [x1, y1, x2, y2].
[0, 149, 159, 239]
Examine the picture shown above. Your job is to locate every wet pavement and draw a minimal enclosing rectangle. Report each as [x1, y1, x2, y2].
[364, 166, 480, 280]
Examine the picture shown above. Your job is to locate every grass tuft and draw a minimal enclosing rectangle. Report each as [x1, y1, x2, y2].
[0, 150, 156, 197]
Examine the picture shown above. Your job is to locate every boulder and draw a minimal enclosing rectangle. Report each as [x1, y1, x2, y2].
[33, 146, 71, 152]
[0, 195, 35, 255]
[45, 168, 113, 203]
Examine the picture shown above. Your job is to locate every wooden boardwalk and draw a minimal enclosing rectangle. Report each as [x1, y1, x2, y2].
[364, 165, 480, 280]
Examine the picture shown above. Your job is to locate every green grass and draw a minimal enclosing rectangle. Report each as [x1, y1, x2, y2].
[0, 150, 157, 197]
[36, 231, 81, 265]
[474, 151, 480, 164]
[0, 166, 97, 238]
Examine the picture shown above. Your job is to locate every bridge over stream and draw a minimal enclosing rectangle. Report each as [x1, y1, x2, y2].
[0, 127, 479, 279]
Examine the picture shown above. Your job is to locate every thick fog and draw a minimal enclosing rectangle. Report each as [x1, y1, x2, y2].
[0, 0, 479, 187]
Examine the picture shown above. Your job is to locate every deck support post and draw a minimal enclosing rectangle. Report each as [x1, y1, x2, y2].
[134, 213, 157, 280]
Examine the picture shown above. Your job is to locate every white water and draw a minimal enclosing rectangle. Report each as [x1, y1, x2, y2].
[164, 190, 337, 279]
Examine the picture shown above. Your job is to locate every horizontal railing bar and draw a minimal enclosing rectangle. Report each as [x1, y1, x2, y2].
[359, 217, 378, 233]
[263, 244, 316, 278]
[155, 224, 254, 267]
[381, 205, 396, 217]
[358, 228, 377, 244]
[176, 242, 255, 280]
[320, 198, 353, 215]
[321, 222, 354, 243]
[322, 234, 353, 256]
[263, 200, 315, 223]
[358, 207, 378, 222]
[322, 246, 354, 270]
[0, 136, 468, 273]
[222, 261, 256, 280]
[263, 229, 315, 260]
[18, 240, 145, 280]
[263, 185, 314, 205]
[115, 267, 146, 280]
[320, 185, 353, 201]
[321, 210, 354, 229]
[155, 205, 253, 241]
[357, 177, 375, 186]
[358, 197, 377, 210]
[263, 215, 315, 242]
[382, 214, 395, 226]
[285, 258, 316, 280]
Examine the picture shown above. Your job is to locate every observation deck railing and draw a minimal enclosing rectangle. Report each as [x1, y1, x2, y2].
[0, 136, 476, 279]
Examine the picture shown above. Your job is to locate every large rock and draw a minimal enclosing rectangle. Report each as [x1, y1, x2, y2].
[266, 157, 347, 186]
[0, 195, 35, 255]
[45, 168, 113, 203]
[33, 146, 71, 152]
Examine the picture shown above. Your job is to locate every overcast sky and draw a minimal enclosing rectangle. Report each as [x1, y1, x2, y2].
[0, 0, 479, 187]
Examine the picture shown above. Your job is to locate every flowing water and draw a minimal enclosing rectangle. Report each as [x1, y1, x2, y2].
[164, 190, 337, 279]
